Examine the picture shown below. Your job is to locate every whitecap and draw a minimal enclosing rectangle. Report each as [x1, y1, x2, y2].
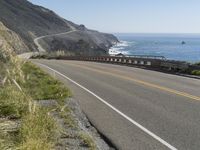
[109, 40, 134, 55]
[109, 47, 123, 55]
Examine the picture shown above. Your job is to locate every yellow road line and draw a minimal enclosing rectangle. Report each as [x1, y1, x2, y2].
[65, 62, 200, 101]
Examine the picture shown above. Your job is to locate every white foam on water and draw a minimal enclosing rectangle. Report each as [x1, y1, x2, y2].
[109, 47, 123, 55]
[109, 40, 134, 55]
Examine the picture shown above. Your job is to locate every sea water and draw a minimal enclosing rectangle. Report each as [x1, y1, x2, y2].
[109, 33, 200, 63]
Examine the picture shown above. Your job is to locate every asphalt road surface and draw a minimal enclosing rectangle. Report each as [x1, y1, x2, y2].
[33, 59, 200, 150]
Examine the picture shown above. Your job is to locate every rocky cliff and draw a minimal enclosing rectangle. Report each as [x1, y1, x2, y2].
[0, 22, 28, 55]
[41, 29, 118, 56]
[0, 0, 118, 55]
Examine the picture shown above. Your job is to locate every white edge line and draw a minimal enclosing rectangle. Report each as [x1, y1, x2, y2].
[37, 62, 177, 150]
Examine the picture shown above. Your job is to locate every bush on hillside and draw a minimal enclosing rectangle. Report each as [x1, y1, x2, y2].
[0, 86, 29, 118]
[20, 62, 71, 100]
[191, 70, 200, 76]
[18, 106, 57, 150]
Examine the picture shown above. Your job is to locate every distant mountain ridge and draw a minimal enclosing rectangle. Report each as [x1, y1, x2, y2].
[0, 0, 118, 55]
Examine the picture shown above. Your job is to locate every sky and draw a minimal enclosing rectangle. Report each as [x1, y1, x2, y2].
[29, 0, 200, 33]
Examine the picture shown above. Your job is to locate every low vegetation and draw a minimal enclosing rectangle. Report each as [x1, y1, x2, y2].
[195, 62, 200, 66]
[20, 62, 72, 100]
[0, 86, 29, 119]
[79, 132, 97, 150]
[189, 62, 200, 76]
[0, 48, 98, 149]
[191, 70, 200, 76]
[0, 47, 71, 149]
[18, 106, 57, 150]
[30, 50, 75, 59]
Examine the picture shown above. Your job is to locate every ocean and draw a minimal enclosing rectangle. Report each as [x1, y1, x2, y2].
[109, 33, 200, 63]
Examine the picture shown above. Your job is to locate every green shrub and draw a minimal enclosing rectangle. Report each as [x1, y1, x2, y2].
[18, 138, 53, 150]
[0, 132, 15, 150]
[19, 106, 57, 149]
[79, 132, 96, 150]
[20, 62, 72, 100]
[0, 44, 25, 84]
[195, 62, 200, 66]
[0, 86, 29, 118]
[191, 70, 200, 76]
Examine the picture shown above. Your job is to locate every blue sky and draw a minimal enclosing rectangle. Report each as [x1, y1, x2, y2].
[29, 0, 200, 33]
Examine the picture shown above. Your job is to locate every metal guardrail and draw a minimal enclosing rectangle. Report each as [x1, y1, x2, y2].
[125, 55, 166, 60]
[56, 56, 163, 69]
[53, 55, 190, 71]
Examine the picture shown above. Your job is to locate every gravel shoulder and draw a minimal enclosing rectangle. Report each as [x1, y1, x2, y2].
[38, 98, 115, 150]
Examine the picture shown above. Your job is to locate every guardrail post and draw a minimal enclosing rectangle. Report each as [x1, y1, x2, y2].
[147, 61, 151, 66]
[134, 60, 138, 64]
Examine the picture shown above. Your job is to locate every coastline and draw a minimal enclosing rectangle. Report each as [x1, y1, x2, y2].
[109, 40, 130, 56]
[109, 33, 200, 63]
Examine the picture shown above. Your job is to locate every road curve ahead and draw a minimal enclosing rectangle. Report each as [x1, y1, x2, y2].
[34, 59, 200, 150]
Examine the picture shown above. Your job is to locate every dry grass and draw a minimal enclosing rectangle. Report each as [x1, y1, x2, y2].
[18, 139, 53, 150]
[18, 106, 58, 150]
[0, 42, 75, 149]
[0, 48, 66, 149]
[0, 131, 15, 150]
[20, 62, 72, 100]
[0, 41, 25, 86]
[79, 132, 97, 150]
[0, 86, 29, 118]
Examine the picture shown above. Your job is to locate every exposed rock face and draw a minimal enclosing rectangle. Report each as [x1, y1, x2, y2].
[41, 30, 118, 56]
[0, 0, 71, 52]
[0, 0, 118, 55]
[77, 25, 87, 31]
[0, 22, 28, 54]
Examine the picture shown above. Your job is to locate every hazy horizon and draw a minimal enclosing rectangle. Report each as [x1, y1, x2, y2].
[113, 33, 200, 35]
[29, 0, 200, 34]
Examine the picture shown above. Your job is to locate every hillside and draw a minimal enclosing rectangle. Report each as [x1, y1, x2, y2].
[0, 22, 28, 55]
[41, 28, 118, 56]
[0, 0, 118, 55]
[0, 21, 111, 150]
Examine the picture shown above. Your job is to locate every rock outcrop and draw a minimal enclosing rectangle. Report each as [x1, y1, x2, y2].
[0, 22, 28, 55]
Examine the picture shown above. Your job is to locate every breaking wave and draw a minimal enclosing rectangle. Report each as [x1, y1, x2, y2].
[109, 40, 135, 55]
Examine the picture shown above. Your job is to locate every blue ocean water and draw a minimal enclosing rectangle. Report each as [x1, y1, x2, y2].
[109, 33, 200, 63]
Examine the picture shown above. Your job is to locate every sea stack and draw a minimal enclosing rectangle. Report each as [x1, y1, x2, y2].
[181, 41, 186, 45]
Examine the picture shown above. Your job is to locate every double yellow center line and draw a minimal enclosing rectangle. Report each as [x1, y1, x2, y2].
[66, 62, 200, 101]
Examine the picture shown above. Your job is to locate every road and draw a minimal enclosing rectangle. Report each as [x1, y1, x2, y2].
[33, 59, 200, 150]
[18, 23, 77, 59]
[34, 22, 77, 52]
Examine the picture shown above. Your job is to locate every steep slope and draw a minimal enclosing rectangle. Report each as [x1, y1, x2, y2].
[41, 28, 118, 56]
[0, 0, 71, 52]
[0, 22, 28, 54]
[0, 0, 118, 55]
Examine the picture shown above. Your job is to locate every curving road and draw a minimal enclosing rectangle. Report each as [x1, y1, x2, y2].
[33, 59, 200, 150]
[18, 23, 77, 59]
[34, 23, 77, 52]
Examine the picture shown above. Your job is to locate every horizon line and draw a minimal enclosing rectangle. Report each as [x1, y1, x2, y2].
[110, 32, 200, 34]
